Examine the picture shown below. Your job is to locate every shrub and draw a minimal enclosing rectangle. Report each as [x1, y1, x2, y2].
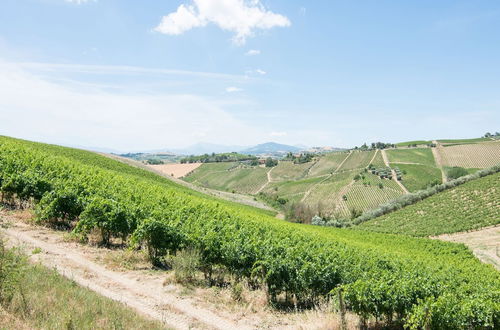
[168, 248, 201, 284]
[446, 167, 469, 180]
[130, 217, 185, 265]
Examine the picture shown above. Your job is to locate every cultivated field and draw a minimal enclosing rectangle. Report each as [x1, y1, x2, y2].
[269, 161, 313, 181]
[393, 163, 442, 192]
[358, 171, 500, 236]
[307, 151, 349, 176]
[338, 150, 375, 171]
[438, 141, 500, 168]
[149, 162, 201, 178]
[2, 136, 500, 329]
[386, 147, 436, 167]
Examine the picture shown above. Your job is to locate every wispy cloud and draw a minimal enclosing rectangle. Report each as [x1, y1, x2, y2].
[14, 62, 247, 81]
[245, 49, 261, 56]
[0, 60, 262, 150]
[226, 86, 243, 93]
[270, 131, 287, 137]
[154, 0, 291, 45]
[65, 0, 97, 4]
[256, 69, 266, 75]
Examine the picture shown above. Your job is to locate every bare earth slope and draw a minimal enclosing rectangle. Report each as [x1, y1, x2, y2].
[435, 225, 500, 270]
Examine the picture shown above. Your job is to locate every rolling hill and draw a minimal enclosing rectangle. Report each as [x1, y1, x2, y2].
[1, 135, 499, 329]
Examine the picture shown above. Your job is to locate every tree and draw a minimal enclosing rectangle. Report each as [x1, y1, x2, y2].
[265, 157, 278, 167]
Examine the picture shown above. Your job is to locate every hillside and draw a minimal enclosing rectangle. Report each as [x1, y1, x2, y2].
[357, 171, 500, 236]
[241, 142, 302, 155]
[1, 135, 499, 329]
[183, 138, 500, 222]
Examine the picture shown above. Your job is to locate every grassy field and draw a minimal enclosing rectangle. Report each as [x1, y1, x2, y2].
[358, 171, 500, 236]
[338, 150, 375, 171]
[393, 163, 442, 192]
[439, 141, 500, 168]
[307, 152, 349, 176]
[386, 148, 436, 167]
[0, 243, 164, 329]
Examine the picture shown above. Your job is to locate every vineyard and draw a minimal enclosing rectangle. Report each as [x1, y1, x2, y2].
[1, 136, 499, 329]
[269, 161, 312, 181]
[369, 149, 386, 168]
[386, 148, 436, 167]
[438, 141, 500, 168]
[307, 152, 349, 176]
[337, 150, 375, 171]
[358, 171, 500, 236]
[393, 164, 442, 192]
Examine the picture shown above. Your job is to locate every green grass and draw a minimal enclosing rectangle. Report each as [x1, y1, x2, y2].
[395, 140, 432, 147]
[394, 163, 442, 192]
[0, 246, 165, 329]
[386, 148, 436, 167]
[358, 172, 500, 236]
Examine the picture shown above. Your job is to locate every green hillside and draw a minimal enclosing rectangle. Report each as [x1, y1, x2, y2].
[1, 136, 499, 329]
[358, 171, 500, 236]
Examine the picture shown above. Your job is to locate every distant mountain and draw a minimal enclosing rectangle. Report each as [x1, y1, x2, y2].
[168, 142, 246, 155]
[242, 142, 302, 155]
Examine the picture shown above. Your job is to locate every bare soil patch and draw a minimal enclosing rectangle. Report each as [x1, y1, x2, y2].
[150, 163, 202, 178]
[435, 225, 500, 270]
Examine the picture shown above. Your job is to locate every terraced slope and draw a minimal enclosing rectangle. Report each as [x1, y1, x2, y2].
[358, 171, 500, 236]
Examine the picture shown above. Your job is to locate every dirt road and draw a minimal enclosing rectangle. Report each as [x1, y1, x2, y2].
[1, 215, 245, 330]
[431, 141, 447, 183]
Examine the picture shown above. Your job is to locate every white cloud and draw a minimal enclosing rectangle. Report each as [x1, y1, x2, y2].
[256, 69, 266, 75]
[270, 131, 287, 137]
[154, 0, 291, 45]
[65, 0, 96, 4]
[245, 49, 260, 56]
[0, 60, 261, 151]
[225, 86, 243, 92]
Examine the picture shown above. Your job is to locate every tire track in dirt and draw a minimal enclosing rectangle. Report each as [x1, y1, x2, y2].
[431, 141, 447, 183]
[1, 219, 249, 330]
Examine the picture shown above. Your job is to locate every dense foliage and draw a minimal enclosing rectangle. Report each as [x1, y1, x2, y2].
[180, 152, 256, 164]
[1, 136, 499, 329]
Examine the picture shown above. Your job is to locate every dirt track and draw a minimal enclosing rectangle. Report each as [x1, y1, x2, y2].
[0, 213, 243, 330]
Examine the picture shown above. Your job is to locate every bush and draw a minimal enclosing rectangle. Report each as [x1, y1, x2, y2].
[446, 167, 469, 180]
[130, 217, 185, 265]
[75, 197, 131, 245]
[168, 248, 201, 284]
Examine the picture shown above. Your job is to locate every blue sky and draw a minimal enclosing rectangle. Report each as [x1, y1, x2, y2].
[0, 0, 499, 151]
